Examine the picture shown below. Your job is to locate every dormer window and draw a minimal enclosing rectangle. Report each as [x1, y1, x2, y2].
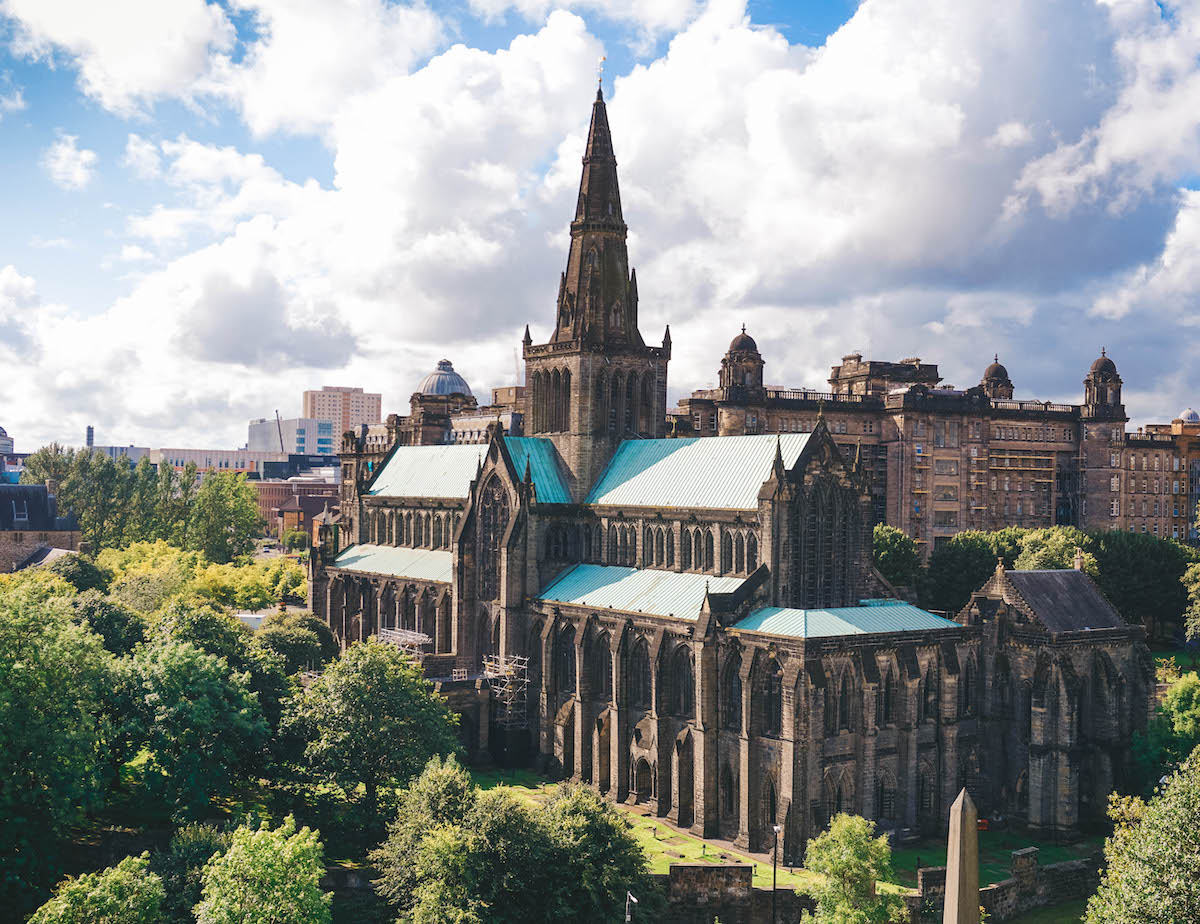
[12, 500, 28, 524]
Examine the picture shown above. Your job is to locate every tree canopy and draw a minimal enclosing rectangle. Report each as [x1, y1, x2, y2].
[871, 525, 922, 590]
[195, 816, 331, 924]
[1086, 746, 1200, 924]
[285, 638, 459, 815]
[800, 813, 907, 924]
[27, 854, 165, 924]
[187, 472, 263, 564]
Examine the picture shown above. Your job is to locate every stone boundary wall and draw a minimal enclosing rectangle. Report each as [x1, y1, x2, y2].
[913, 847, 1101, 923]
[657, 864, 815, 924]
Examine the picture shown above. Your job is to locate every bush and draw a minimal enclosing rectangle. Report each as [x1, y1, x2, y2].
[70, 590, 147, 656]
[45, 555, 112, 594]
[149, 824, 235, 924]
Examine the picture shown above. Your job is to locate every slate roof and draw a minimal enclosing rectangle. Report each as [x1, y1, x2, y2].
[537, 564, 745, 620]
[731, 600, 959, 639]
[1006, 569, 1125, 632]
[0, 484, 76, 531]
[331, 544, 453, 583]
[586, 434, 811, 511]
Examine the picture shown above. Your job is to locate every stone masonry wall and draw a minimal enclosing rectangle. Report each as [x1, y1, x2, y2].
[657, 864, 814, 924]
[913, 847, 1101, 923]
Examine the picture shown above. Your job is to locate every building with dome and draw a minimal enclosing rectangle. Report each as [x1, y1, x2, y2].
[672, 336, 1197, 553]
[311, 85, 1152, 855]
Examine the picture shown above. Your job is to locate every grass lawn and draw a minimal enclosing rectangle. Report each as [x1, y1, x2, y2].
[888, 830, 1102, 889]
[471, 769, 904, 894]
[1150, 644, 1200, 677]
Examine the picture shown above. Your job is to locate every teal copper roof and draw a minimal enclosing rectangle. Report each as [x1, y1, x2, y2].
[732, 599, 959, 639]
[369, 444, 484, 499]
[332, 544, 453, 583]
[537, 564, 745, 620]
[505, 437, 571, 504]
[586, 434, 811, 511]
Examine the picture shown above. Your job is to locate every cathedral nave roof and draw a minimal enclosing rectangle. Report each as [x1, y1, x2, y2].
[586, 433, 811, 511]
[538, 564, 744, 620]
[731, 600, 958, 639]
[332, 544, 453, 583]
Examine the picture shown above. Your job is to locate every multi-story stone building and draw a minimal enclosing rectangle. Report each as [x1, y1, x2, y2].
[309, 84, 1151, 855]
[672, 339, 1196, 552]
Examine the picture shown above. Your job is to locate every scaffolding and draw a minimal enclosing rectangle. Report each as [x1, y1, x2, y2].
[482, 654, 530, 729]
[378, 627, 432, 661]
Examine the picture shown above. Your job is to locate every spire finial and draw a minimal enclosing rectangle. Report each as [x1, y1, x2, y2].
[994, 353, 999, 363]
[1101, 346, 1106, 356]
[596, 56, 606, 99]
[741, 323, 746, 334]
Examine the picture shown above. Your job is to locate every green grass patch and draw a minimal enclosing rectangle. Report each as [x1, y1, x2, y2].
[1150, 645, 1200, 677]
[888, 830, 1102, 889]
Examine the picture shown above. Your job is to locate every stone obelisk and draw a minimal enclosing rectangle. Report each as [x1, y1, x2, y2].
[943, 788, 980, 924]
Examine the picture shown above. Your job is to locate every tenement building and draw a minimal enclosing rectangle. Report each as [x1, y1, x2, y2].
[673, 342, 1197, 551]
[309, 85, 1152, 856]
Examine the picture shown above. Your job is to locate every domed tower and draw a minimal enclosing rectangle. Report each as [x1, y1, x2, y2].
[719, 326, 765, 391]
[1080, 349, 1128, 529]
[418, 359, 473, 398]
[1083, 349, 1124, 419]
[980, 354, 1014, 399]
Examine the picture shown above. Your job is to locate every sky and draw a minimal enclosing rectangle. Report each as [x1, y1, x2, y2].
[2, 0, 1200, 452]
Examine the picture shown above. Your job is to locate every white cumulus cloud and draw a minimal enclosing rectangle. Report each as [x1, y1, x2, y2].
[42, 134, 97, 190]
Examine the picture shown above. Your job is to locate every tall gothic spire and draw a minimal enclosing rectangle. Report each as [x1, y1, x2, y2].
[550, 83, 642, 347]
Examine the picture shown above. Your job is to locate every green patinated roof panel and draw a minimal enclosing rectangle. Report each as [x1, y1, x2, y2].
[332, 544, 453, 583]
[732, 599, 959, 639]
[586, 434, 811, 511]
[537, 564, 745, 620]
[369, 444, 484, 499]
[505, 437, 571, 504]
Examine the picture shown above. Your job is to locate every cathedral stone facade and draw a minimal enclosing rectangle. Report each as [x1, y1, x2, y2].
[310, 86, 1150, 855]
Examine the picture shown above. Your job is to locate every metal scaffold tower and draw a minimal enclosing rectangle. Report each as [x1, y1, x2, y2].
[378, 627, 432, 661]
[482, 654, 529, 728]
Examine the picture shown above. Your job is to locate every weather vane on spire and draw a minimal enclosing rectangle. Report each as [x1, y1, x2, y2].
[597, 55, 606, 87]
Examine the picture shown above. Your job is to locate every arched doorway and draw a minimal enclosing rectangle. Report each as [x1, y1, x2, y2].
[634, 758, 654, 803]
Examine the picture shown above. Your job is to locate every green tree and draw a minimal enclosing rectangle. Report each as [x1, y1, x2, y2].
[255, 614, 336, 675]
[1014, 526, 1097, 574]
[411, 788, 552, 924]
[45, 554, 112, 593]
[0, 598, 112, 910]
[20, 442, 75, 488]
[1086, 745, 1200, 924]
[27, 854, 164, 924]
[1132, 672, 1200, 794]
[920, 532, 1000, 613]
[800, 814, 907, 924]
[65, 449, 135, 551]
[370, 755, 478, 913]
[541, 783, 647, 923]
[188, 472, 263, 564]
[195, 816, 331, 924]
[259, 609, 336, 662]
[127, 639, 268, 819]
[1089, 530, 1198, 638]
[70, 589, 147, 656]
[285, 638, 459, 817]
[149, 824, 234, 924]
[127, 456, 162, 544]
[1183, 562, 1200, 639]
[871, 525, 922, 590]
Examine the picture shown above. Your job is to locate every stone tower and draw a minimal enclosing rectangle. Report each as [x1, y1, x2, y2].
[523, 81, 670, 497]
[1079, 349, 1127, 528]
[980, 355, 1014, 400]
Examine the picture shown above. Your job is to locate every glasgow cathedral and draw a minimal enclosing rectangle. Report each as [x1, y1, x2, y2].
[309, 84, 1152, 858]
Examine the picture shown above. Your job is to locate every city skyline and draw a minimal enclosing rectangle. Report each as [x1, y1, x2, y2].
[2, 0, 1199, 451]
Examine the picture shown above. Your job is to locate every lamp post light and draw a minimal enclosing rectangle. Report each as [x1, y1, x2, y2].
[625, 891, 638, 922]
[772, 823, 782, 924]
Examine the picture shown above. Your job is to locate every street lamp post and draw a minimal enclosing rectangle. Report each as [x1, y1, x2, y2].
[625, 891, 638, 922]
[772, 823, 782, 924]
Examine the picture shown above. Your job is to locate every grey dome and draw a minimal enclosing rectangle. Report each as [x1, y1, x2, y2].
[1181, 408, 1200, 424]
[1090, 349, 1116, 375]
[729, 325, 758, 353]
[984, 354, 1010, 381]
[418, 359, 472, 397]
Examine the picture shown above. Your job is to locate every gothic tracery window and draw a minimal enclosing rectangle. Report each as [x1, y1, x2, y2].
[723, 654, 742, 731]
[478, 479, 509, 601]
[629, 640, 651, 709]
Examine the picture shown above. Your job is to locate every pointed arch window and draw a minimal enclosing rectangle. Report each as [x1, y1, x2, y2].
[721, 532, 733, 573]
[734, 533, 745, 574]
[478, 479, 509, 602]
[704, 531, 715, 571]
[666, 529, 675, 567]
[629, 640, 651, 709]
[723, 655, 742, 731]
[670, 647, 694, 718]
[747, 533, 758, 571]
[839, 673, 853, 732]
[762, 659, 783, 737]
